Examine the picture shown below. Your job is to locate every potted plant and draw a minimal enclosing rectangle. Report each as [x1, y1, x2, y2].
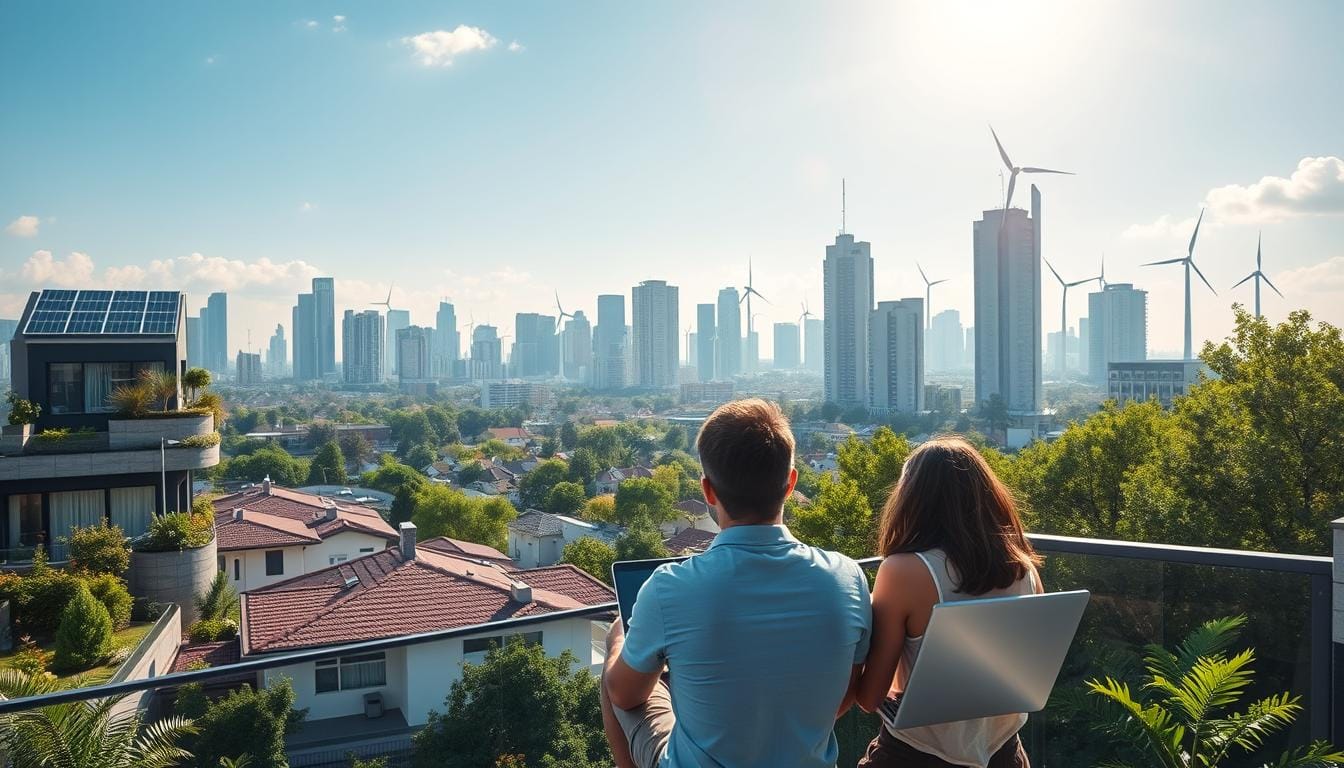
[127, 497, 218, 626]
[2, 391, 40, 453]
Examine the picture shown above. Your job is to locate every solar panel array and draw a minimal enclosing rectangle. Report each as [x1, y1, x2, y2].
[21, 289, 181, 336]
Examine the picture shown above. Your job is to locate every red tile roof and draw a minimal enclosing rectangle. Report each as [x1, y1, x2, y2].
[674, 498, 712, 517]
[487, 427, 530, 441]
[663, 528, 717, 554]
[170, 640, 241, 672]
[215, 510, 321, 551]
[241, 545, 613, 654]
[212, 485, 397, 552]
[420, 536, 516, 569]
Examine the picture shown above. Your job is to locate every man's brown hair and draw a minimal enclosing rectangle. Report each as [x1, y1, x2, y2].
[695, 398, 796, 523]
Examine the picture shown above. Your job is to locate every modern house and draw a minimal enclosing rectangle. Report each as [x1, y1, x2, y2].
[212, 482, 398, 591]
[0, 289, 219, 562]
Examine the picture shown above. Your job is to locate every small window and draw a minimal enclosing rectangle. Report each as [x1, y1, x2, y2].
[359, 547, 374, 553]
[329, 554, 348, 565]
[47, 363, 84, 414]
[463, 636, 502, 655]
[315, 660, 339, 693]
[315, 653, 386, 693]
[217, 556, 225, 573]
[516, 631, 543, 647]
[265, 550, 284, 576]
[233, 558, 240, 581]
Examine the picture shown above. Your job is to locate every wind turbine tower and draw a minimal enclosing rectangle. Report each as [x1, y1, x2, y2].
[1142, 209, 1216, 359]
[916, 263, 948, 330]
[1045, 259, 1101, 375]
[1230, 232, 1282, 318]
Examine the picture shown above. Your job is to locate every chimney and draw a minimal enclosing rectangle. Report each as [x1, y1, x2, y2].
[233, 508, 244, 521]
[324, 505, 338, 522]
[510, 580, 533, 604]
[262, 475, 272, 495]
[399, 522, 417, 561]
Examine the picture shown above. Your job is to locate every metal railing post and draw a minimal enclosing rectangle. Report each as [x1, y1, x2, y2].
[1330, 517, 1344, 745]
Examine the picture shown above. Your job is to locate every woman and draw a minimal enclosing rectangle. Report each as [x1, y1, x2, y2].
[853, 436, 1043, 768]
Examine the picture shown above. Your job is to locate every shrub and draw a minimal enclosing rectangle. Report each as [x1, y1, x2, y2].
[107, 645, 132, 666]
[183, 681, 306, 768]
[52, 583, 113, 672]
[187, 618, 238, 642]
[195, 572, 238, 623]
[0, 567, 82, 636]
[9, 635, 52, 676]
[135, 510, 214, 552]
[178, 432, 221, 449]
[85, 573, 134, 630]
[5, 391, 40, 425]
[69, 521, 131, 576]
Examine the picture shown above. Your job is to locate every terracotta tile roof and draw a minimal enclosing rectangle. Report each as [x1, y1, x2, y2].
[212, 485, 397, 551]
[487, 427, 530, 442]
[508, 509, 563, 537]
[663, 528, 717, 554]
[171, 639, 241, 672]
[420, 536, 516, 569]
[215, 509, 321, 550]
[242, 546, 613, 654]
[674, 499, 712, 517]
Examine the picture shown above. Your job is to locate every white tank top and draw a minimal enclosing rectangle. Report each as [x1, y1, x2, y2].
[886, 548, 1036, 768]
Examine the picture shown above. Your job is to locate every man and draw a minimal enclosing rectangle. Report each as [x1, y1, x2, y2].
[601, 398, 872, 768]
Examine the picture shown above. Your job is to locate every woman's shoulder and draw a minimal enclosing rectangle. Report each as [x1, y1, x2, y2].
[875, 552, 937, 587]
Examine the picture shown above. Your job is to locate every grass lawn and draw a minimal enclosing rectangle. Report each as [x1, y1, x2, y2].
[0, 622, 156, 689]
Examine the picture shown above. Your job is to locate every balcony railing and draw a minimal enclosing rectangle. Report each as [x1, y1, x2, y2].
[0, 533, 1334, 768]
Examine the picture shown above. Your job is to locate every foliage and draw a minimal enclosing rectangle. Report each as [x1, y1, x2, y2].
[613, 477, 676, 527]
[306, 420, 338, 449]
[1080, 615, 1344, 768]
[69, 521, 131, 576]
[188, 618, 239, 642]
[5, 391, 40, 425]
[196, 571, 239, 623]
[405, 442, 438, 471]
[350, 757, 389, 768]
[651, 463, 700, 501]
[566, 448, 601, 487]
[0, 567, 81, 635]
[182, 367, 212, 401]
[339, 431, 374, 467]
[661, 424, 688, 452]
[9, 635, 53, 677]
[136, 510, 214, 551]
[84, 572, 133, 630]
[307, 440, 347, 485]
[790, 427, 908, 560]
[411, 484, 517, 552]
[560, 537, 616, 585]
[575, 426, 630, 470]
[545, 482, 588, 518]
[109, 379, 156, 417]
[180, 681, 307, 768]
[360, 454, 428, 496]
[520, 459, 570, 510]
[0, 668, 196, 768]
[614, 521, 669, 562]
[223, 444, 308, 486]
[538, 437, 559, 458]
[179, 432, 222, 448]
[412, 640, 611, 768]
[391, 485, 416, 526]
[581, 495, 617, 523]
[559, 421, 579, 450]
[53, 583, 114, 672]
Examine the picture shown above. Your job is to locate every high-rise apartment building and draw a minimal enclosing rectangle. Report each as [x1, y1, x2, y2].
[385, 309, 410, 378]
[396, 325, 434, 383]
[715, 288, 741, 379]
[342, 309, 384, 384]
[292, 293, 317, 382]
[267, 324, 286, 378]
[927, 309, 964, 373]
[869, 298, 924, 415]
[312, 277, 336, 378]
[593, 295, 627, 390]
[470, 324, 503, 380]
[823, 233, 874, 406]
[1078, 317, 1090, 377]
[200, 292, 228, 376]
[964, 327, 976, 369]
[773, 323, 800, 370]
[185, 316, 202, 369]
[1088, 283, 1148, 385]
[973, 186, 1042, 414]
[695, 303, 716, 381]
[434, 301, 458, 379]
[513, 313, 558, 378]
[562, 310, 591, 382]
[235, 351, 262, 385]
[804, 317, 823, 373]
[0, 319, 18, 384]
[632, 280, 679, 388]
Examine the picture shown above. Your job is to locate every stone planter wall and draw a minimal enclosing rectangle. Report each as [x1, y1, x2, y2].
[129, 537, 217, 628]
[109, 413, 214, 450]
[0, 424, 32, 455]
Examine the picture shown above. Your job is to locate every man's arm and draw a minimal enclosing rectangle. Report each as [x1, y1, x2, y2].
[836, 664, 863, 718]
[603, 620, 664, 711]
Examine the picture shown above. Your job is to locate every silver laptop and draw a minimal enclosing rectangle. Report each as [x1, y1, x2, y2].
[880, 590, 1089, 730]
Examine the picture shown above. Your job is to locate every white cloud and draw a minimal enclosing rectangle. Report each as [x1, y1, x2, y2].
[332, 15, 346, 32]
[333, 15, 346, 23]
[20, 250, 95, 286]
[2, 250, 320, 300]
[402, 25, 498, 67]
[205, 55, 216, 65]
[1204, 156, 1344, 224]
[1122, 213, 1200, 241]
[507, 40, 524, 53]
[299, 201, 317, 213]
[1275, 255, 1344, 297]
[303, 19, 319, 29]
[5, 215, 40, 238]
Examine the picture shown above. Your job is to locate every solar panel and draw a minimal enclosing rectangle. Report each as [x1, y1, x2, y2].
[65, 312, 107, 333]
[26, 310, 71, 334]
[141, 291, 180, 334]
[23, 289, 182, 336]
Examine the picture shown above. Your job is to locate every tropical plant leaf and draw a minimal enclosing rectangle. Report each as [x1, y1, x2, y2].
[1144, 615, 1246, 683]
[1260, 740, 1344, 768]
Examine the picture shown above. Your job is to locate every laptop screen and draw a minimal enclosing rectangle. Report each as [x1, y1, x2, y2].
[611, 557, 687, 632]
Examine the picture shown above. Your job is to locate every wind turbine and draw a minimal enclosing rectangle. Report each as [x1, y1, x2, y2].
[916, 263, 948, 329]
[990, 125, 1074, 215]
[1143, 209, 1216, 360]
[1230, 232, 1282, 318]
[370, 283, 395, 313]
[739, 258, 769, 372]
[1097, 255, 1108, 290]
[1044, 259, 1102, 375]
[554, 291, 575, 321]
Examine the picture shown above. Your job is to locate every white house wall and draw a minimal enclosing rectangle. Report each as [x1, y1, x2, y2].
[225, 532, 392, 591]
[263, 645, 408, 723]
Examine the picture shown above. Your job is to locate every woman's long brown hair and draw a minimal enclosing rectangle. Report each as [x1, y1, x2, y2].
[877, 436, 1041, 595]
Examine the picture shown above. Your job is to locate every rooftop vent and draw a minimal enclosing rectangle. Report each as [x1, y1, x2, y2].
[510, 581, 533, 604]
[262, 475, 272, 495]
[399, 521, 417, 561]
[343, 575, 359, 589]
[233, 508, 244, 521]
[323, 505, 339, 522]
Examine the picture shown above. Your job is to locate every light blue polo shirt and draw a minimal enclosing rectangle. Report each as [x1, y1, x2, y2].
[621, 524, 872, 768]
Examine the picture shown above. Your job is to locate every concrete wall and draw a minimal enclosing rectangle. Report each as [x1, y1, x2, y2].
[129, 537, 218, 626]
[107, 604, 183, 722]
[1333, 517, 1343, 647]
[108, 413, 214, 450]
[0, 443, 219, 482]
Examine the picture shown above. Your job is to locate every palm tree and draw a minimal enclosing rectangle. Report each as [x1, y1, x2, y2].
[138, 369, 179, 412]
[0, 668, 197, 768]
[182, 367, 212, 404]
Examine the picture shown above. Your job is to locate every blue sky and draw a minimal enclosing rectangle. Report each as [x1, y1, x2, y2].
[3, 0, 1343, 358]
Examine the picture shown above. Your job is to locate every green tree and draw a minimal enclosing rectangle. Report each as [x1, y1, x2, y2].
[0, 668, 196, 768]
[833, 427, 910, 514]
[360, 455, 428, 496]
[306, 440, 346, 486]
[613, 478, 676, 527]
[457, 408, 493, 441]
[614, 521, 669, 561]
[224, 444, 308, 486]
[195, 571, 239, 623]
[560, 537, 617, 585]
[545, 482, 588, 518]
[974, 394, 1011, 443]
[391, 485, 416, 526]
[179, 681, 306, 768]
[53, 583, 114, 672]
[395, 411, 436, 457]
[411, 485, 517, 551]
[405, 442, 439, 471]
[539, 437, 559, 459]
[519, 459, 570, 510]
[651, 463, 700, 502]
[306, 420, 338, 450]
[661, 425, 687, 452]
[182, 367, 212, 402]
[792, 474, 875, 561]
[566, 448, 601, 487]
[576, 427, 627, 469]
[412, 640, 610, 768]
[68, 521, 130, 576]
[425, 405, 460, 445]
[582, 495, 617, 523]
[339, 431, 374, 468]
[559, 421, 580, 450]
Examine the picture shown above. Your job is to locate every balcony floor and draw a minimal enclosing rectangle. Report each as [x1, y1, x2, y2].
[285, 707, 413, 752]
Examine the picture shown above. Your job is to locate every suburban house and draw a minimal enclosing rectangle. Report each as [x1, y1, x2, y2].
[419, 535, 517, 570]
[212, 482, 398, 591]
[506, 508, 622, 568]
[665, 498, 721, 537]
[663, 527, 716, 554]
[244, 523, 613, 734]
[0, 289, 219, 563]
[593, 465, 654, 495]
[484, 426, 531, 448]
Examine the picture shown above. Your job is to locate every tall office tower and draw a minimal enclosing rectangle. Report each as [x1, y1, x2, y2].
[312, 277, 336, 378]
[964, 327, 976, 369]
[868, 298, 924, 415]
[199, 292, 229, 375]
[185, 316, 202, 369]
[512, 313, 546, 378]
[823, 233, 874, 406]
[538, 315, 559, 377]
[235, 351, 262, 385]
[593, 294, 627, 390]
[695, 303, 716, 381]
[1088, 283, 1148, 386]
[433, 301, 459, 378]
[342, 309, 384, 384]
[973, 185, 1042, 413]
[927, 309, 964, 373]
[716, 288, 741, 379]
[772, 323, 801, 370]
[804, 317, 823, 373]
[470, 324, 503, 380]
[385, 309, 410, 378]
[562, 310, 592, 382]
[1078, 317, 1090, 377]
[292, 293, 317, 381]
[267, 324, 287, 378]
[396, 325, 434, 383]
[1046, 328, 1079, 375]
[0, 318, 17, 384]
[632, 280, 679, 387]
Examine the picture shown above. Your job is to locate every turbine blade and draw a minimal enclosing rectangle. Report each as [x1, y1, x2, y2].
[1044, 258, 1064, 285]
[917, 263, 929, 285]
[1142, 257, 1187, 267]
[1188, 208, 1205, 257]
[1019, 167, 1074, 175]
[1256, 231, 1262, 270]
[1190, 259, 1217, 295]
[1068, 277, 1100, 288]
[1262, 274, 1284, 298]
[989, 124, 1013, 171]
[1230, 273, 1256, 290]
[931, 279, 949, 287]
[1004, 172, 1017, 211]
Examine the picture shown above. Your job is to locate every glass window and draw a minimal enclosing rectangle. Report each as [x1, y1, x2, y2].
[7, 494, 43, 550]
[463, 636, 501, 655]
[329, 554, 348, 565]
[265, 550, 284, 575]
[233, 558, 240, 581]
[315, 653, 386, 693]
[84, 362, 133, 412]
[47, 363, 84, 414]
[315, 660, 339, 693]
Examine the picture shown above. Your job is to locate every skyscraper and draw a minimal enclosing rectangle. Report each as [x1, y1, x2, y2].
[632, 280, 679, 388]
[973, 185, 1042, 414]
[538, 315, 559, 377]
[869, 298, 924, 415]
[342, 309, 384, 384]
[267, 324, 286, 378]
[804, 317, 823, 373]
[292, 293, 317, 382]
[562, 310, 592, 383]
[235, 351, 262, 385]
[470, 324, 503, 380]
[927, 309, 964, 373]
[200, 292, 228, 376]
[1078, 317, 1090, 377]
[396, 326, 434, 383]
[695, 303, 716, 381]
[593, 294, 627, 390]
[186, 316, 202, 370]
[312, 277, 336, 379]
[964, 327, 976, 369]
[386, 309, 410, 378]
[823, 233, 874, 406]
[0, 318, 18, 384]
[434, 301, 459, 379]
[773, 323, 800, 370]
[1088, 283, 1148, 385]
[715, 288, 741, 379]
[512, 313, 557, 378]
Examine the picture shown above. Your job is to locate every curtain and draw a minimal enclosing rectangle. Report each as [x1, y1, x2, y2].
[339, 654, 387, 689]
[50, 490, 106, 559]
[110, 486, 155, 538]
[84, 363, 115, 413]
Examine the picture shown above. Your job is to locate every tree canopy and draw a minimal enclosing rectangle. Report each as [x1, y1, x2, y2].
[411, 485, 517, 552]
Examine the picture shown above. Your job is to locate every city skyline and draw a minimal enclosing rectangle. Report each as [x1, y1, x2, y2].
[2, 1, 1343, 359]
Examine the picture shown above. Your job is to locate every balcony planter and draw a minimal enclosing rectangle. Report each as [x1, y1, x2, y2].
[23, 429, 108, 455]
[109, 413, 214, 450]
[128, 535, 217, 627]
[0, 424, 31, 455]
